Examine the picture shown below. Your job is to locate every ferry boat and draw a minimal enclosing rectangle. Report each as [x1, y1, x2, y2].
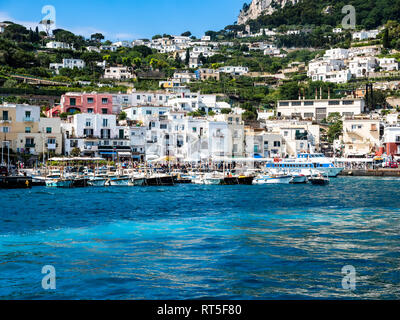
[266, 153, 344, 177]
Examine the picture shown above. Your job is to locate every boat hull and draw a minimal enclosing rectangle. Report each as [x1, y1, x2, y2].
[88, 178, 106, 187]
[223, 176, 254, 185]
[144, 176, 175, 186]
[107, 178, 131, 186]
[0, 176, 32, 189]
[290, 175, 308, 184]
[45, 179, 73, 188]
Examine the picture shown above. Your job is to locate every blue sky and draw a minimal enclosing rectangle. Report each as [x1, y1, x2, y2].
[0, 0, 245, 40]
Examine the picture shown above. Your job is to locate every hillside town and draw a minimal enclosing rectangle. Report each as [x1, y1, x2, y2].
[1, 2, 400, 169]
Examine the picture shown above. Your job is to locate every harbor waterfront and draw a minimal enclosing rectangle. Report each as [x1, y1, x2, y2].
[1, 176, 400, 300]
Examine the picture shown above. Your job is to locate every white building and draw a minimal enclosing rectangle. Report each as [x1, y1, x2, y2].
[167, 94, 223, 114]
[277, 98, 365, 121]
[218, 66, 249, 76]
[49, 59, 86, 74]
[324, 48, 349, 60]
[342, 118, 380, 157]
[46, 41, 74, 50]
[378, 58, 399, 71]
[383, 125, 400, 156]
[352, 30, 379, 41]
[308, 59, 350, 83]
[62, 113, 130, 158]
[104, 66, 134, 80]
[100, 45, 118, 52]
[112, 41, 132, 48]
[173, 71, 197, 84]
[349, 57, 377, 78]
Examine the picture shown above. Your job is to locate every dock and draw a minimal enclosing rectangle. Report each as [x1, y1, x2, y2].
[340, 169, 400, 177]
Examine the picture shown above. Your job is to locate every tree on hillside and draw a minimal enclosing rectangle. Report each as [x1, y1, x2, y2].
[91, 33, 105, 43]
[185, 48, 190, 66]
[383, 28, 390, 48]
[181, 31, 191, 37]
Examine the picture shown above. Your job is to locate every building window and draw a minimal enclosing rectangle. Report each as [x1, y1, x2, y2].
[102, 98, 108, 104]
[328, 100, 340, 105]
[160, 124, 167, 129]
[102, 108, 108, 114]
[274, 141, 281, 147]
[2, 127, 9, 133]
[103, 119, 108, 127]
[25, 127, 31, 133]
[85, 119, 91, 127]
[2, 111, 8, 120]
[46, 127, 52, 134]
[87, 108, 93, 113]
[87, 97, 94, 104]
[146, 110, 152, 115]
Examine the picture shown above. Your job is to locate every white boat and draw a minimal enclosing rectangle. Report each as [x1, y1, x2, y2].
[193, 172, 223, 185]
[266, 153, 344, 177]
[290, 174, 308, 184]
[45, 178, 73, 188]
[106, 175, 131, 186]
[88, 176, 107, 187]
[253, 173, 292, 184]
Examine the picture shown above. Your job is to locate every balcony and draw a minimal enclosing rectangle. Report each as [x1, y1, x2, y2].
[23, 117, 35, 122]
[0, 117, 11, 123]
[46, 143, 57, 150]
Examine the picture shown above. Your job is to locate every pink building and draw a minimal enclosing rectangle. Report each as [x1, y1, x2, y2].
[48, 92, 113, 117]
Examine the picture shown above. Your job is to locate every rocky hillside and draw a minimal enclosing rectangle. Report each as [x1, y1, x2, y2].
[238, 0, 300, 25]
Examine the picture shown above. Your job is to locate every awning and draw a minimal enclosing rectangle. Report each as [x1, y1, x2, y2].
[146, 154, 159, 161]
[118, 152, 132, 157]
[100, 152, 117, 155]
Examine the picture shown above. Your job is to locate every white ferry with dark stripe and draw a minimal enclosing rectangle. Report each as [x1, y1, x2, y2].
[265, 153, 344, 177]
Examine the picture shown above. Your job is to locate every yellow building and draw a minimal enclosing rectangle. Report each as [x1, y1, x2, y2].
[0, 104, 63, 157]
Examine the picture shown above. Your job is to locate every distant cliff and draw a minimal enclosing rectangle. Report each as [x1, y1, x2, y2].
[238, 0, 301, 25]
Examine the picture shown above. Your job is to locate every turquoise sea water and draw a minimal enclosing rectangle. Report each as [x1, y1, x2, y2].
[0, 177, 400, 300]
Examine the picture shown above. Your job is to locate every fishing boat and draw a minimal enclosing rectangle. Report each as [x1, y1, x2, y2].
[223, 175, 254, 185]
[144, 174, 175, 186]
[0, 166, 32, 189]
[88, 176, 107, 187]
[45, 178, 73, 188]
[193, 172, 223, 185]
[266, 153, 344, 177]
[290, 173, 308, 184]
[44, 169, 73, 188]
[309, 173, 330, 185]
[106, 175, 131, 186]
